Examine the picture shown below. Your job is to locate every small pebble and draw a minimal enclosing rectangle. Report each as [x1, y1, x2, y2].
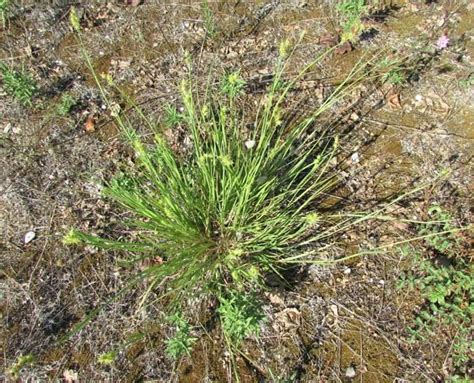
[343, 267, 351, 275]
[345, 366, 356, 378]
[24, 231, 36, 244]
[351, 152, 360, 163]
[245, 140, 256, 149]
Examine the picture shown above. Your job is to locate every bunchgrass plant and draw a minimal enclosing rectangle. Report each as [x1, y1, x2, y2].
[63, 7, 467, 371]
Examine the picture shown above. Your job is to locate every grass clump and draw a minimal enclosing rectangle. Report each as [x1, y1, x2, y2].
[66, 9, 403, 363]
[0, 63, 38, 106]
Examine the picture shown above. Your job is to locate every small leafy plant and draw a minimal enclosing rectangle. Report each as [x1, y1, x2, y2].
[419, 204, 460, 256]
[397, 243, 473, 376]
[165, 312, 197, 359]
[218, 291, 265, 345]
[220, 70, 246, 98]
[56, 93, 78, 116]
[163, 103, 184, 128]
[97, 350, 118, 365]
[7, 354, 35, 379]
[0, 0, 9, 26]
[0, 63, 38, 106]
[336, 0, 368, 42]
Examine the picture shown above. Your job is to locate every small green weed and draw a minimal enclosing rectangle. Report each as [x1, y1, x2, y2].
[336, 0, 367, 42]
[56, 93, 78, 116]
[0, 63, 38, 106]
[165, 312, 197, 359]
[201, 0, 216, 38]
[7, 354, 35, 379]
[163, 103, 184, 127]
[218, 291, 265, 345]
[419, 204, 460, 256]
[220, 70, 246, 98]
[97, 350, 118, 365]
[458, 74, 474, 90]
[397, 244, 473, 376]
[0, 0, 9, 26]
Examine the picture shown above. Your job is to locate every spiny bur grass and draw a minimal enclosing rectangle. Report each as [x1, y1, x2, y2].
[0, 63, 38, 106]
[64, 7, 454, 366]
[65, 42, 370, 308]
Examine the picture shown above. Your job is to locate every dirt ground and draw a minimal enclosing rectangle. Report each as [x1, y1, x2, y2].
[1, 1, 473, 382]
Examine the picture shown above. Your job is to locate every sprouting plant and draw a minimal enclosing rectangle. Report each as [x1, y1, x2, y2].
[7, 354, 35, 379]
[382, 69, 404, 85]
[336, 0, 367, 42]
[397, 244, 473, 376]
[419, 204, 460, 255]
[218, 291, 265, 345]
[0, 0, 9, 26]
[163, 103, 184, 127]
[97, 350, 118, 365]
[458, 74, 474, 90]
[0, 63, 38, 106]
[201, 0, 216, 38]
[165, 312, 197, 359]
[220, 70, 246, 98]
[56, 93, 78, 116]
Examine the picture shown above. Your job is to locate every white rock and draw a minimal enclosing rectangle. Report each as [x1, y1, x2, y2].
[351, 152, 360, 163]
[24, 231, 36, 244]
[343, 267, 351, 275]
[345, 366, 356, 378]
[244, 140, 256, 149]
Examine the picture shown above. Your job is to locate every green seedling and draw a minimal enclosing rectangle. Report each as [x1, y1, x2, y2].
[56, 93, 78, 116]
[218, 291, 265, 345]
[7, 354, 35, 379]
[336, 0, 367, 42]
[0, 63, 38, 106]
[201, 0, 216, 38]
[165, 312, 197, 359]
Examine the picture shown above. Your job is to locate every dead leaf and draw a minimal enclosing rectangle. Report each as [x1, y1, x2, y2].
[335, 41, 353, 55]
[274, 308, 301, 330]
[124, 0, 143, 6]
[85, 116, 95, 133]
[386, 89, 402, 109]
[318, 33, 339, 47]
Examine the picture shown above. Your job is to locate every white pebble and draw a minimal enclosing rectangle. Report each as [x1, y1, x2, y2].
[245, 140, 256, 149]
[24, 231, 36, 244]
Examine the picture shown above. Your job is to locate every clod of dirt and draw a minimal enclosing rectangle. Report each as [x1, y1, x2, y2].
[84, 116, 95, 132]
